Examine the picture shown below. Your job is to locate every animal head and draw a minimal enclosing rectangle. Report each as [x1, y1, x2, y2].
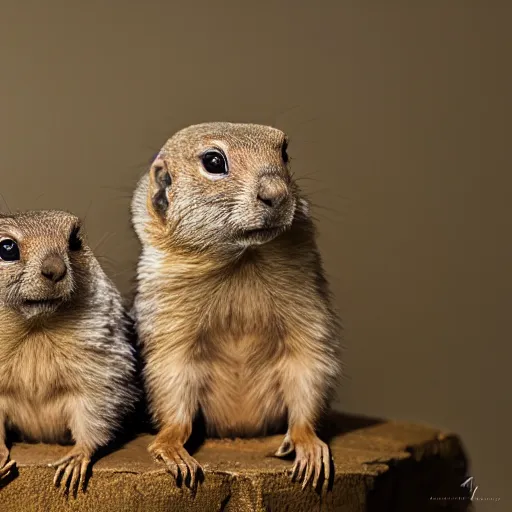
[0, 210, 91, 320]
[132, 122, 307, 253]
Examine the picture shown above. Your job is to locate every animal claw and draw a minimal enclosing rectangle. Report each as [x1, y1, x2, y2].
[289, 437, 332, 492]
[52, 448, 91, 497]
[0, 459, 15, 480]
[149, 442, 202, 489]
[275, 434, 295, 457]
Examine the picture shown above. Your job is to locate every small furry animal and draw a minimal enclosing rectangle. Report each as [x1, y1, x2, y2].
[132, 122, 342, 491]
[0, 210, 138, 495]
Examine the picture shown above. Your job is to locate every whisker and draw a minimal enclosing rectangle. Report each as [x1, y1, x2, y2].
[264, 104, 302, 125]
[108, 268, 135, 279]
[0, 193, 12, 214]
[289, 116, 323, 129]
[92, 232, 116, 253]
[32, 193, 46, 204]
[82, 200, 94, 224]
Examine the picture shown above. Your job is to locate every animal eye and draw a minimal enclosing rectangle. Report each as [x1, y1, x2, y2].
[0, 239, 20, 262]
[201, 150, 228, 176]
[281, 141, 289, 164]
[69, 226, 82, 251]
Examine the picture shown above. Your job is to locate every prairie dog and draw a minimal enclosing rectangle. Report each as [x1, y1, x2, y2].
[131, 122, 341, 490]
[0, 210, 138, 495]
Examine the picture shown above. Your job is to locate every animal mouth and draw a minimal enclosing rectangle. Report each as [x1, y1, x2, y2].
[240, 226, 287, 243]
[244, 227, 283, 236]
[22, 298, 63, 307]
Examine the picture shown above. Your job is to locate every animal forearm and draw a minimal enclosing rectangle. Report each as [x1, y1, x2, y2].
[67, 396, 113, 452]
[280, 356, 332, 429]
[146, 363, 201, 430]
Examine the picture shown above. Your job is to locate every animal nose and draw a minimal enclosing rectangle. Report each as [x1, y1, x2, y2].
[41, 254, 67, 283]
[257, 176, 289, 209]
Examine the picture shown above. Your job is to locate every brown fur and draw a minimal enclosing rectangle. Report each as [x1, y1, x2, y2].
[0, 211, 138, 495]
[132, 122, 341, 491]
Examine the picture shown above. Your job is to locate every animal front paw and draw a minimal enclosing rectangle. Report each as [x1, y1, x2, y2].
[50, 446, 91, 497]
[290, 436, 331, 492]
[275, 432, 295, 457]
[148, 439, 202, 488]
[0, 447, 15, 481]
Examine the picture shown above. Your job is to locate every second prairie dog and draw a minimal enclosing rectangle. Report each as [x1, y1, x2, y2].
[0, 210, 139, 495]
[132, 122, 341, 490]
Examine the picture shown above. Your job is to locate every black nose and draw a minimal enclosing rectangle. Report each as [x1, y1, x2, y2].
[41, 254, 67, 283]
[257, 176, 289, 208]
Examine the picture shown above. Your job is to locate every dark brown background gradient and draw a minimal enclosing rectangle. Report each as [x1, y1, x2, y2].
[1, 2, 510, 509]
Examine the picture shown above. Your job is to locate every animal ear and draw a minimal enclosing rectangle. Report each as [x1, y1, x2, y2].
[149, 158, 172, 215]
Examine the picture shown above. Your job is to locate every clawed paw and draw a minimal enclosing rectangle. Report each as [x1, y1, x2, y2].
[290, 437, 331, 492]
[274, 433, 295, 457]
[0, 459, 16, 480]
[149, 441, 202, 488]
[50, 448, 91, 497]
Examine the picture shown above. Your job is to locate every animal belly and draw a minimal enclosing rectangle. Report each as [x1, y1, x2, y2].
[201, 362, 287, 438]
[5, 398, 71, 444]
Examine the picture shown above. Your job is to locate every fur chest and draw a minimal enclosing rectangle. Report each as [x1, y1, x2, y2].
[0, 330, 78, 402]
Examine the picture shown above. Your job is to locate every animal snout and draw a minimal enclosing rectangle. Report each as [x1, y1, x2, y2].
[41, 254, 67, 283]
[257, 176, 289, 209]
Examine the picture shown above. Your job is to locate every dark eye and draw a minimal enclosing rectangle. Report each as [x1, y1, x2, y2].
[201, 150, 228, 176]
[69, 226, 82, 251]
[281, 141, 289, 164]
[0, 239, 20, 262]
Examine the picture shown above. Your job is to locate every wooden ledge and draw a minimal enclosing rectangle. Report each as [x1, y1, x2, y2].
[0, 413, 470, 512]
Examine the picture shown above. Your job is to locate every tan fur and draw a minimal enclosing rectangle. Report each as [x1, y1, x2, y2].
[132, 122, 341, 490]
[0, 211, 138, 495]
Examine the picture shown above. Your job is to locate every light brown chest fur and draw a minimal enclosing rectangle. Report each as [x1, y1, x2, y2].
[0, 321, 82, 442]
[1, 332, 73, 397]
[199, 330, 287, 437]
[140, 244, 329, 437]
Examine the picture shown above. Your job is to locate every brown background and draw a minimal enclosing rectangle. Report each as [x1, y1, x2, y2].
[0, 2, 510, 509]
